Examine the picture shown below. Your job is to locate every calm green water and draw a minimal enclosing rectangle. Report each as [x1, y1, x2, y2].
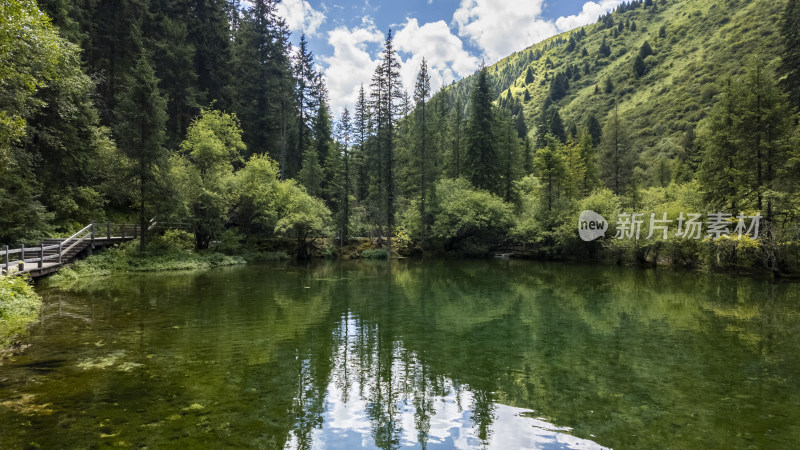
[1, 260, 800, 449]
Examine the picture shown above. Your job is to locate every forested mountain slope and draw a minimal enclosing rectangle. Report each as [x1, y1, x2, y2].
[444, 0, 786, 184]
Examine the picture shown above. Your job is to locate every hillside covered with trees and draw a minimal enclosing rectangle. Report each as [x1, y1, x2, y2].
[1, 0, 800, 272]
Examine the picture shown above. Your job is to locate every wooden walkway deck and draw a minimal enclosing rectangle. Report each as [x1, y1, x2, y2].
[1, 223, 141, 279]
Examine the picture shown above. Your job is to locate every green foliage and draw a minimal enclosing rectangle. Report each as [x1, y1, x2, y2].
[0, 0, 114, 244]
[598, 106, 635, 195]
[0, 273, 42, 348]
[465, 68, 499, 193]
[431, 178, 513, 250]
[274, 180, 332, 258]
[780, 0, 800, 109]
[115, 50, 169, 249]
[360, 249, 389, 259]
[148, 229, 195, 253]
[698, 62, 796, 217]
[173, 107, 245, 249]
[633, 54, 646, 77]
[47, 244, 246, 289]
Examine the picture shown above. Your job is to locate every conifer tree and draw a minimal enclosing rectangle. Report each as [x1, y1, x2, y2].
[294, 34, 320, 177]
[780, 0, 800, 109]
[465, 66, 499, 193]
[413, 58, 432, 235]
[114, 51, 168, 249]
[598, 104, 635, 195]
[369, 30, 403, 253]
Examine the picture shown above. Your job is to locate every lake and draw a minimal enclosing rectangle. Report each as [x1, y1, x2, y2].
[1, 260, 799, 448]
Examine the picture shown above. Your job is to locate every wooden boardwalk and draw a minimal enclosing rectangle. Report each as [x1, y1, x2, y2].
[1, 223, 141, 279]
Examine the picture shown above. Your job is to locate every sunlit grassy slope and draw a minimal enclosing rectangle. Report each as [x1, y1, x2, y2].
[443, 0, 784, 171]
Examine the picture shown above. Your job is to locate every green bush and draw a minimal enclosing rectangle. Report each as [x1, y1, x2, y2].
[46, 245, 246, 289]
[148, 229, 195, 253]
[0, 274, 42, 348]
[431, 178, 514, 249]
[360, 249, 389, 259]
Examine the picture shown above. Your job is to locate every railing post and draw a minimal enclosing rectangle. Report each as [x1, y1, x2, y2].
[91, 222, 95, 246]
[3, 245, 8, 272]
[107, 222, 111, 240]
[38, 241, 44, 268]
[19, 244, 25, 272]
[58, 241, 62, 264]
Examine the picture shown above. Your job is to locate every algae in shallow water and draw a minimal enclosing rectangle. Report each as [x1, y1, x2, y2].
[76, 350, 142, 372]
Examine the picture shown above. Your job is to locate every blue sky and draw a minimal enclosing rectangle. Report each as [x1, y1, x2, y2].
[274, 0, 625, 115]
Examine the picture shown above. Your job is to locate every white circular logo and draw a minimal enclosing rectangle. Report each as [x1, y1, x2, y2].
[578, 210, 608, 241]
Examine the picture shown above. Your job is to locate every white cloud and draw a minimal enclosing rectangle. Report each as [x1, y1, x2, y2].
[394, 18, 480, 99]
[320, 1, 625, 118]
[453, 0, 624, 63]
[453, 0, 557, 63]
[321, 19, 383, 116]
[555, 0, 625, 32]
[276, 0, 326, 36]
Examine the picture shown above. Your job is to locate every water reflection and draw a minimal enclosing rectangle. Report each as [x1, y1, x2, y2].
[303, 315, 606, 449]
[0, 260, 799, 448]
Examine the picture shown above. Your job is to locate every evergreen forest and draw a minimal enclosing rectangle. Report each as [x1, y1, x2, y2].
[2, 0, 800, 272]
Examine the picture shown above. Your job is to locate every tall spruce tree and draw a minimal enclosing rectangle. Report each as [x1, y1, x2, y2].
[598, 104, 635, 195]
[230, 0, 294, 163]
[465, 66, 499, 193]
[114, 51, 168, 249]
[413, 57, 432, 236]
[294, 34, 320, 178]
[369, 30, 403, 253]
[353, 85, 371, 203]
[780, 0, 800, 110]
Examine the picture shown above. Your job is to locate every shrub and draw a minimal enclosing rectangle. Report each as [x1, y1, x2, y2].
[0, 274, 42, 348]
[360, 249, 389, 259]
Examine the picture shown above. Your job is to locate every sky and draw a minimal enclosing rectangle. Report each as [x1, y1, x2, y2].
[273, 0, 626, 116]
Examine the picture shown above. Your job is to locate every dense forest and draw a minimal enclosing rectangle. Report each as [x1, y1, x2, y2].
[1, 0, 800, 271]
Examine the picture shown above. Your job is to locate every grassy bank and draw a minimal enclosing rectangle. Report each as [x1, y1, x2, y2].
[44, 230, 293, 290]
[0, 274, 43, 349]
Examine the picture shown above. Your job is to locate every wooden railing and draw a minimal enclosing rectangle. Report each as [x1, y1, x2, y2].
[1, 222, 140, 274]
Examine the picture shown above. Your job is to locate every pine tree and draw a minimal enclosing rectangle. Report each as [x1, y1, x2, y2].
[780, 0, 800, 110]
[294, 34, 320, 178]
[549, 72, 569, 101]
[586, 114, 603, 146]
[533, 137, 566, 212]
[230, 0, 294, 164]
[739, 61, 795, 219]
[313, 93, 333, 202]
[446, 98, 465, 178]
[353, 85, 371, 202]
[465, 66, 499, 193]
[151, 15, 200, 148]
[413, 57, 432, 236]
[114, 51, 168, 249]
[335, 108, 352, 242]
[598, 39, 611, 58]
[639, 40, 653, 59]
[298, 145, 323, 197]
[369, 30, 404, 253]
[190, 0, 231, 107]
[577, 128, 598, 195]
[605, 77, 614, 94]
[598, 104, 635, 195]
[524, 66, 535, 84]
[633, 54, 646, 78]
